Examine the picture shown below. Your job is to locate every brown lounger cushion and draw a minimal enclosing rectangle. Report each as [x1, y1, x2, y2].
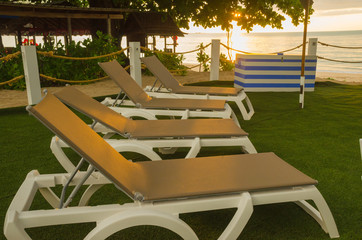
[54, 86, 247, 138]
[142, 55, 242, 96]
[98, 60, 227, 110]
[29, 93, 317, 202]
[127, 118, 247, 138]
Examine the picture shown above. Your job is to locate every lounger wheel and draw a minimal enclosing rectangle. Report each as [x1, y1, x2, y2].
[158, 147, 178, 154]
[84, 209, 198, 240]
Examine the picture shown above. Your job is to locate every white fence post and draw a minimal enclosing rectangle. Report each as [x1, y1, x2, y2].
[129, 42, 142, 86]
[308, 38, 318, 56]
[21, 45, 42, 105]
[210, 39, 220, 81]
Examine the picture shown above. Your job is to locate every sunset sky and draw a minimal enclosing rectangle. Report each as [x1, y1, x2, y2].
[185, 0, 362, 33]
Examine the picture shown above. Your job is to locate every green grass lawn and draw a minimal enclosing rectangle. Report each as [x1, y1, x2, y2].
[0, 81, 361, 239]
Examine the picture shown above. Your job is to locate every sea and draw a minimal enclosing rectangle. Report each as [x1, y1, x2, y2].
[175, 30, 362, 74]
[2, 30, 362, 74]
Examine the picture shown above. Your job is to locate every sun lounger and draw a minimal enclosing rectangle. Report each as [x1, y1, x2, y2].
[98, 60, 240, 126]
[4, 93, 339, 239]
[142, 55, 255, 120]
[52, 86, 257, 173]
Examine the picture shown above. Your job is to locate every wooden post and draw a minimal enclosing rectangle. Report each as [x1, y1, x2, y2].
[164, 36, 167, 52]
[129, 42, 142, 86]
[308, 38, 318, 56]
[21, 45, 42, 105]
[299, 0, 311, 109]
[152, 36, 156, 50]
[107, 16, 112, 42]
[210, 39, 220, 81]
[67, 17, 72, 43]
[17, 31, 22, 45]
[0, 35, 4, 49]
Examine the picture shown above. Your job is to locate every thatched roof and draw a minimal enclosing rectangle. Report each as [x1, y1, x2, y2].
[124, 12, 184, 37]
[0, 1, 134, 36]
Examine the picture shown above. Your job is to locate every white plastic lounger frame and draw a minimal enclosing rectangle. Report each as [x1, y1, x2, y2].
[5, 170, 339, 239]
[4, 94, 338, 239]
[141, 55, 255, 120]
[50, 86, 256, 173]
[98, 60, 241, 126]
[101, 97, 240, 126]
[144, 89, 254, 120]
[51, 134, 257, 173]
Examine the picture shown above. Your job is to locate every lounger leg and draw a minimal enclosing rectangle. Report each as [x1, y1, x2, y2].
[120, 109, 158, 120]
[50, 136, 77, 173]
[181, 109, 190, 119]
[79, 184, 104, 206]
[235, 92, 255, 121]
[240, 138, 257, 154]
[185, 138, 201, 159]
[4, 211, 32, 240]
[84, 209, 198, 240]
[223, 104, 240, 127]
[39, 187, 60, 208]
[112, 143, 162, 161]
[296, 188, 339, 238]
[4, 171, 40, 240]
[230, 110, 241, 127]
[218, 192, 253, 240]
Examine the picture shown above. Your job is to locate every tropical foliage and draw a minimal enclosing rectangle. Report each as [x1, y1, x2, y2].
[0, 32, 128, 90]
[20, 0, 309, 32]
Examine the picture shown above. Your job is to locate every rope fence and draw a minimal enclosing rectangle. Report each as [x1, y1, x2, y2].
[1, 40, 361, 87]
[318, 41, 362, 49]
[37, 47, 129, 60]
[317, 56, 362, 63]
[0, 75, 24, 86]
[0, 51, 21, 62]
[220, 43, 304, 55]
[140, 43, 211, 55]
[39, 74, 109, 83]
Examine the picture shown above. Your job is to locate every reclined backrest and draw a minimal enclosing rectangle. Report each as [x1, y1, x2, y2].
[53, 86, 131, 134]
[98, 60, 152, 105]
[27, 93, 143, 199]
[141, 55, 182, 90]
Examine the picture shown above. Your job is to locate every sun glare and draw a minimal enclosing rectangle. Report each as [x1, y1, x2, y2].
[185, 12, 362, 34]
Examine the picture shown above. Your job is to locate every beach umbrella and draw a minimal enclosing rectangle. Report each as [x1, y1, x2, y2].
[299, 0, 313, 109]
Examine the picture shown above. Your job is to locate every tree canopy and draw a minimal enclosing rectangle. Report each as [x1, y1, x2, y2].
[23, 0, 309, 32]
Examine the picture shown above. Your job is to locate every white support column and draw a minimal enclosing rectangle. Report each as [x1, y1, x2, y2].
[129, 42, 142, 86]
[308, 38, 318, 55]
[210, 39, 220, 81]
[21, 45, 42, 105]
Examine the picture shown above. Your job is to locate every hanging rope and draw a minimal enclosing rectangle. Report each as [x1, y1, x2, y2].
[140, 43, 211, 55]
[0, 51, 21, 62]
[317, 56, 362, 63]
[318, 41, 362, 49]
[37, 47, 129, 60]
[220, 43, 304, 55]
[0, 75, 24, 86]
[220, 43, 255, 54]
[40, 74, 109, 83]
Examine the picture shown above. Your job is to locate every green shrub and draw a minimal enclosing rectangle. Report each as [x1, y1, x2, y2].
[0, 46, 25, 90]
[196, 43, 210, 72]
[143, 49, 187, 76]
[0, 31, 128, 90]
[219, 53, 235, 71]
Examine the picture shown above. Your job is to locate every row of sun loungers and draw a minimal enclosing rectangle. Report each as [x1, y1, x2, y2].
[4, 56, 339, 239]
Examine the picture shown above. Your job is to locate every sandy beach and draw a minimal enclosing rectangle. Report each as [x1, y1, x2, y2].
[0, 70, 361, 109]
